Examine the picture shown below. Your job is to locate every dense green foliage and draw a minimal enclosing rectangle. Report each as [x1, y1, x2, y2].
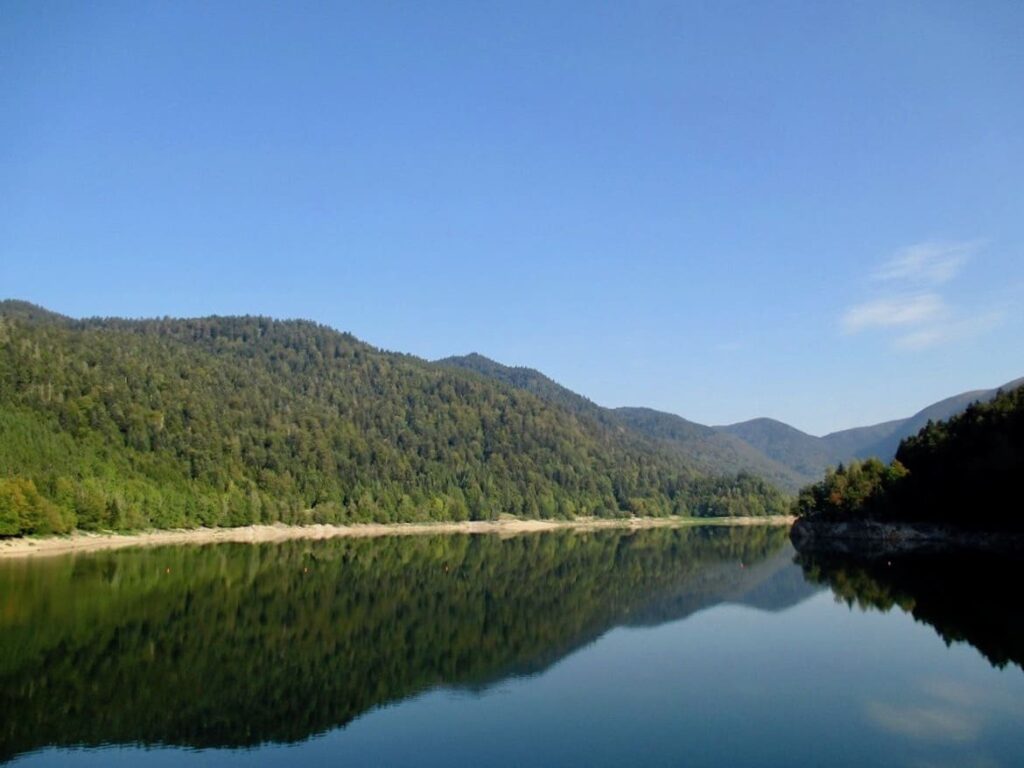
[794, 384, 1024, 528]
[0, 527, 796, 759]
[798, 549, 1024, 669]
[0, 301, 788, 534]
[440, 354, 806, 491]
[437, 353, 609, 419]
[793, 458, 908, 520]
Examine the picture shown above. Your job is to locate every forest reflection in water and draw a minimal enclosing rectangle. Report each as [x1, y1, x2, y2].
[0, 525, 804, 761]
[3, 524, 1023, 767]
[796, 546, 1024, 670]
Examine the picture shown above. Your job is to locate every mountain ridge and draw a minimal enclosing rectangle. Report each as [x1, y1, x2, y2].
[440, 351, 1021, 491]
[718, 378, 1023, 482]
[437, 354, 808, 491]
[2, 301, 1016, 517]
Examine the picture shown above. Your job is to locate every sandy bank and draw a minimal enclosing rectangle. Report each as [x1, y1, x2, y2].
[0, 515, 794, 559]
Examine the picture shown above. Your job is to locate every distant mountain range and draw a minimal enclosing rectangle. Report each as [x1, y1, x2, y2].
[439, 353, 1022, 491]
[716, 378, 1024, 485]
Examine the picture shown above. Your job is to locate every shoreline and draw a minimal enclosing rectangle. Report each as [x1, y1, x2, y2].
[0, 515, 794, 559]
[790, 517, 1024, 555]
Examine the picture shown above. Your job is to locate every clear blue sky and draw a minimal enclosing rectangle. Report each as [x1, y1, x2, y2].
[3, 1, 1022, 435]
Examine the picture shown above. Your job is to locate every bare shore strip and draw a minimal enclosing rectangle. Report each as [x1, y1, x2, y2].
[790, 517, 1024, 554]
[0, 515, 795, 559]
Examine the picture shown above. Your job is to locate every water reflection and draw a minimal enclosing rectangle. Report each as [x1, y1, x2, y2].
[795, 548, 1024, 670]
[0, 526, 808, 762]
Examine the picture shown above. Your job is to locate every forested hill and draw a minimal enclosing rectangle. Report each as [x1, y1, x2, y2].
[438, 354, 807, 491]
[0, 301, 788, 535]
[438, 354, 1021, 491]
[794, 383, 1024, 530]
[436, 353, 607, 420]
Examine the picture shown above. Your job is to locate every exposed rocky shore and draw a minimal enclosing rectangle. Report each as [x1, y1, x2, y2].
[790, 517, 1024, 555]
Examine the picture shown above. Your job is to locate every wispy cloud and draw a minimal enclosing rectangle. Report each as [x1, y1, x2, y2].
[872, 240, 980, 286]
[842, 294, 944, 333]
[894, 310, 1006, 351]
[841, 239, 1002, 350]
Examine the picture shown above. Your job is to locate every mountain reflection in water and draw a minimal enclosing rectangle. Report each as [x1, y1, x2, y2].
[0, 525, 810, 761]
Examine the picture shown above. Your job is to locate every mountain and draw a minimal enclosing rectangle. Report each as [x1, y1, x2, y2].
[709, 417, 834, 482]
[826, 380, 1024, 461]
[438, 354, 807, 491]
[435, 352, 608, 420]
[4, 300, 1009, 533]
[609, 407, 806, 491]
[0, 301, 789, 536]
[0, 299, 70, 325]
[438, 354, 1022, 492]
[718, 378, 1024, 484]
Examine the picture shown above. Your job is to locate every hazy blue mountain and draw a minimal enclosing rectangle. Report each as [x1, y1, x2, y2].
[719, 378, 1024, 483]
[815, 420, 905, 463]
[609, 407, 807, 492]
[714, 417, 835, 481]
[830, 379, 1024, 461]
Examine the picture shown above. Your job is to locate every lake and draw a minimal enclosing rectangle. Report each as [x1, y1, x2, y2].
[2, 525, 1022, 767]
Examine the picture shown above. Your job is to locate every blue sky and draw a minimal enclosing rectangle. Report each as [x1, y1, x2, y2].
[2, 1, 1022, 435]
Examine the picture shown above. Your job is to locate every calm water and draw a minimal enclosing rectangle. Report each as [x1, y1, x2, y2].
[1, 525, 1022, 767]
